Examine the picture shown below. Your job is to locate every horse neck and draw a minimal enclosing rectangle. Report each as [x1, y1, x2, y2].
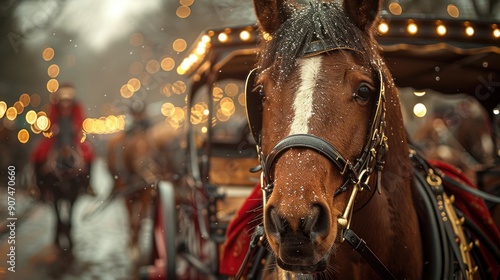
[384, 84, 412, 191]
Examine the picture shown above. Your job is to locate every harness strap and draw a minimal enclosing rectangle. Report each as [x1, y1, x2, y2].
[441, 175, 500, 204]
[262, 134, 357, 193]
[264, 134, 352, 177]
[235, 225, 265, 280]
[411, 150, 476, 279]
[343, 229, 397, 280]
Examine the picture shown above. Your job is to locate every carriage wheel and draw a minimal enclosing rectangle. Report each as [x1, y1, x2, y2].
[176, 196, 218, 280]
[140, 181, 177, 280]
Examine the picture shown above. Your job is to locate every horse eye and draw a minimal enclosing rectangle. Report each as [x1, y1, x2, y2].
[353, 83, 373, 103]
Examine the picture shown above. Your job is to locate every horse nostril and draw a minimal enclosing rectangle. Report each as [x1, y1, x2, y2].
[304, 204, 330, 241]
[265, 206, 285, 237]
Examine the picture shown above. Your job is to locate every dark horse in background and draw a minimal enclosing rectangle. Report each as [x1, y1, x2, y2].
[235, 0, 500, 279]
[33, 127, 92, 257]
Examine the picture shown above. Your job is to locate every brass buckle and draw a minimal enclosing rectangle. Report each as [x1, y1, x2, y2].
[337, 170, 369, 242]
[426, 169, 442, 188]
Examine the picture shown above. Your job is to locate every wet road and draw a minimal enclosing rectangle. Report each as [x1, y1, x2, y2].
[0, 158, 152, 280]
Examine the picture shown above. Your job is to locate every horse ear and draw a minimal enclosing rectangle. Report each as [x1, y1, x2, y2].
[252, 0, 294, 35]
[343, 0, 381, 32]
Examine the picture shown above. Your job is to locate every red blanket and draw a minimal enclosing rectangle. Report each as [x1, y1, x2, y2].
[219, 185, 262, 276]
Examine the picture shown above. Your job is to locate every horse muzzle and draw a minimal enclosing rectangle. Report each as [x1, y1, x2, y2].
[276, 254, 329, 273]
[265, 203, 334, 273]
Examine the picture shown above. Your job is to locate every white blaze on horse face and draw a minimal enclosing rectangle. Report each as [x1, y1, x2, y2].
[289, 56, 322, 135]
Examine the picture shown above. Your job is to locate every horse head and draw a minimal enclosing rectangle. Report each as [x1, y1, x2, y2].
[249, 0, 422, 278]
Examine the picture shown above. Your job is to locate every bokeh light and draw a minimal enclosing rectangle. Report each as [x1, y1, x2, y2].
[120, 84, 134, 98]
[378, 22, 389, 34]
[162, 83, 173, 96]
[218, 32, 229, 43]
[146, 59, 160, 74]
[388, 2, 402, 15]
[436, 25, 447, 36]
[31, 94, 41, 107]
[494, 28, 500, 38]
[172, 80, 186, 95]
[13, 101, 24, 114]
[213, 86, 223, 101]
[239, 30, 251, 41]
[0, 102, 6, 118]
[128, 78, 141, 92]
[161, 102, 175, 117]
[18, 129, 29, 144]
[180, 0, 194, 6]
[19, 93, 30, 107]
[413, 103, 427, 117]
[176, 5, 191, 18]
[6, 107, 17, 120]
[42, 47, 55, 61]
[465, 26, 474, 36]
[407, 23, 418, 35]
[447, 4, 460, 18]
[161, 57, 175, 71]
[129, 32, 144, 46]
[47, 64, 60, 78]
[224, 83, 239, 97]
[47, 79, 59, 93]
[36, 115, 50, 131]
[173, 38, 187, 52]
[26, 110, 37, 124]
[220, 97, 235, 116]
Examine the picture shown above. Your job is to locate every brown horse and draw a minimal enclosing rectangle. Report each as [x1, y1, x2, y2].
[106, 119, 183, 258]
[106, 124, 159, 258]
[244, 0, 499, 279]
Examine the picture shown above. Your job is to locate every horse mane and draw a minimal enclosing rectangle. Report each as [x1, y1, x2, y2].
[257, 1, 381, 83]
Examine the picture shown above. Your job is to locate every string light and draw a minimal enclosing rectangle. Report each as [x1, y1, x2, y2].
[239, 30, 251, 41]
[407, 23, 418, 35]
[436, 25, 447, 36]
[465, 26, 474, 36]
[218, 32, 229, 43]
[378, 22, 389, 34]
[493, 28, 500, 38]
[176, 18, 497, 78]
[413, 103, 427, 117]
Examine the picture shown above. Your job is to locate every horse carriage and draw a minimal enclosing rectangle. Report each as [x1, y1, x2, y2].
[142, 0, 500, 279]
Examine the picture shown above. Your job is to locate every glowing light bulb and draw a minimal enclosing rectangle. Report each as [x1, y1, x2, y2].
[240, 30, 251, 41]
[218, 33, 228, 43]
[436, 25, 447, 36]
[413, 103, 427, 118]
[407, 23, 418, 35]
[465, 26, 474, 36]
[493, 28, 500, 38]
[378, 22, 389, 34]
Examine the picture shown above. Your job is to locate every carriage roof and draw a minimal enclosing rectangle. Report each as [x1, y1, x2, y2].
[179, 15, 500, 115]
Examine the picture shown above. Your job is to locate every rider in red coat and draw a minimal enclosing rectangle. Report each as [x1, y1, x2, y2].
[31, 83, 94, 166]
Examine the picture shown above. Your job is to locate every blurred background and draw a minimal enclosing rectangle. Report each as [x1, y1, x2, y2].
[0, 0, 261, 169]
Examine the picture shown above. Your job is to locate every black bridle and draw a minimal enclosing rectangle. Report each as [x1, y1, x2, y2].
[244, 46, 396, 279]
